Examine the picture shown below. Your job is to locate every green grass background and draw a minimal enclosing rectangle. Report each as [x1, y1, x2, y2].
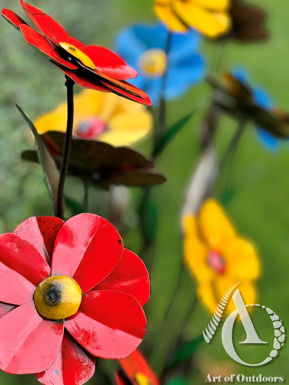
[0, 0, 288, 384]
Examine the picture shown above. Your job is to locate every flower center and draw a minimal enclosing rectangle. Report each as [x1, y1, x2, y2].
[75, 117, 108, 139]
[139, 49, 167, 78]
[34, 276, 82, 320]
[207, 250, 226, 275]
[59, 42, 96, 70]
[135, 373, 152, 385]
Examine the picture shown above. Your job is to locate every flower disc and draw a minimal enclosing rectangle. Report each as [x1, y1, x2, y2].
[34, 276, 82, 320]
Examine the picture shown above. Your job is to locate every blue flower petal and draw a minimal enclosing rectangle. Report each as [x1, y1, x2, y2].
[253, 87, 273, 109]
[257, 128, 279, 150]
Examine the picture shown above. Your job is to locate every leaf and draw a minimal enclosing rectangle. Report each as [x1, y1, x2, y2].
[16, 105, 60, 211]
[168, 335, 203, 369]
[153, 111, 194, 157]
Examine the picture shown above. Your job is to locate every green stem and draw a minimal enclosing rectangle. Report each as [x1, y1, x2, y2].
[56, 76, 75, 219]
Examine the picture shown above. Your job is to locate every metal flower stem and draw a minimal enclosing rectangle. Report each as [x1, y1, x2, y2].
[158, 31, 172, 138]
[56, 76, 75, 219]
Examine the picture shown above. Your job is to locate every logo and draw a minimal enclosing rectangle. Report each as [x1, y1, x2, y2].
[203, 284, 286, 367]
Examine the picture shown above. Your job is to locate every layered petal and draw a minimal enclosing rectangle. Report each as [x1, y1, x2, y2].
[52, 214, 123, 292]
[0, 301, 64, 374]
[14, 216, 64, 263]
[20, 0, 84, 48]
[173, 1, 231, 38]
[36, 333, 95, 385]
[182, 215, 213, 283]
[0, 233, 50, 286]
[82, 45, 138, 80]
[97, 249, 150, 306]
[0, 261, 35, 305]
[197, 0, 230, 11]
[65, 290, 146, 359]
[1, 9, 27, 30]
[20, 24, 78, 70]
[198, 199, 236, 252]
[154, 4, 188, 33]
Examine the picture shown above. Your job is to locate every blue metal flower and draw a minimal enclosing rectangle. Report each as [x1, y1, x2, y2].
[116, 23, 206, 105]
[233, 68, 278, 149]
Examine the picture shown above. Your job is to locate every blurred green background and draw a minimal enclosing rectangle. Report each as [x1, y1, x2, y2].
[0, 0, 288, 384]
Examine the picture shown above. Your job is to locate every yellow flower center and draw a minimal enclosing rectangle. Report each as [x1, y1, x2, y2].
[139, 49, 167, 78]
[59, 42, 96, 70]
[135, 372, 152, 385]
[34, 276, 82, 320]
[207, 250, 226, 275]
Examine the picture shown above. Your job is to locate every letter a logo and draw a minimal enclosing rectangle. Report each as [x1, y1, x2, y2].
[203, 285, 286, 367]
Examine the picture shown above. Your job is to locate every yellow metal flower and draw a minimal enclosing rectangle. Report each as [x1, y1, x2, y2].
[34, 89, 152, 147]
[183, 199, 261, 313]
[154, 0, 231, 38]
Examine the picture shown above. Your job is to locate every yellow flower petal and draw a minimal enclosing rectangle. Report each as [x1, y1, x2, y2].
[224, 237, 261, 281]
[199, 199, 236, 252]
[183, 215, 213, 283]
[173, 1, 231, 38]
[196, 0, 230, 11]
[100, 110, 152, 147]
[154, 3, 189, 33]
[198, 282, 218, 314]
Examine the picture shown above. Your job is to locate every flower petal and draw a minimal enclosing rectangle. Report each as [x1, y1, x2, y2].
[82, 45, 138, 80]
[154, 4, 189, 33]
[0, 233, 50, 286]
[52, 214, 123, 293]
[0, 261, 35, 305]
[0, 301, 64, 374]
[182, 215, 213, 283]
[14, 216, 64, 264]
[224, 237, 261, 281]
[1, 9, 27, 29]
[173, 2, 230, 38]
[65, 290, 146, 359]
[0, 303, 15, 320]
[198, 199, 236, 252]
[97, 249, 150, 306]
[36, 333, 95, 385]
[197, 0, 229, 11]
[20, 0, 84, 48]
[20, 24, 78, 70]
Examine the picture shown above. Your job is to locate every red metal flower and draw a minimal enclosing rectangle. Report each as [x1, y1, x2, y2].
[1, 0, 151, 105]
[0, 214, 150, 385]
[116, 349, 159, 385]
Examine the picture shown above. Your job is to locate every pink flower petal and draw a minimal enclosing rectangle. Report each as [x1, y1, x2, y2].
[0, 301, 64, 374]
[97, 249, 150, 306]
[14, 216, 64, 264]
[65, 290, 146, 359]
[0, 233, 50, 286]
[36, 332, 95, 385]
[52, 214, 123, 293]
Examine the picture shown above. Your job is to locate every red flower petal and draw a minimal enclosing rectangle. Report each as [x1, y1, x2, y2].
[0, 261, 35, 305]
[119, 350, 159, 385]
[52, 214, 123, 293]
[20, 24, 78, 70]
[14, 216, 64, 264]
[36, 332, 95, 385]
[0, 233, 50, 286]
[0, 301, 64, 374]
[20, 0, 85, 48]
[1, 9, 27, 29]
[82, 45, 138, 80]
[97, 249, 150, 306]
[65, 290, 146, 359]
[0, 303, 15, 320]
